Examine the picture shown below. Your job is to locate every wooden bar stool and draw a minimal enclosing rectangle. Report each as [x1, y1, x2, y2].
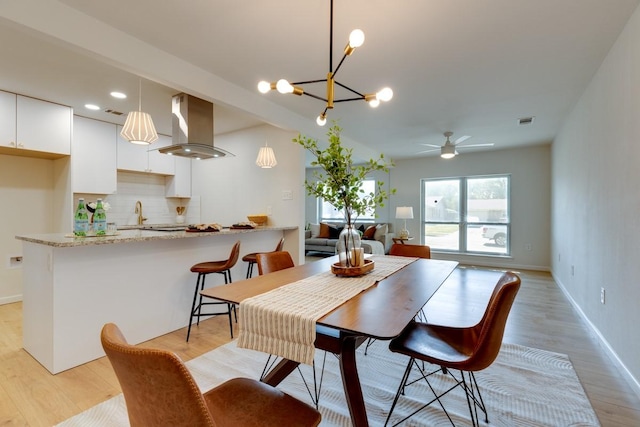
[242, 237, 285, 279]
[187, 240, 240, 341]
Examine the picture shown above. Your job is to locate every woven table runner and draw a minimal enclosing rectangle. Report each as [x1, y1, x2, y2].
[237, 255, 416, 365]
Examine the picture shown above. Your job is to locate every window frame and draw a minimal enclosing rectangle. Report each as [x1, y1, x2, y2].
[317, 178, 377, 223]
[421, 174, 511, 256]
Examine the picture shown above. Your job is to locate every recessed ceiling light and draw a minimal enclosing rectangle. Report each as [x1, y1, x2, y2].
[110, 91, 127, 99]
[84, 104, 100, 110]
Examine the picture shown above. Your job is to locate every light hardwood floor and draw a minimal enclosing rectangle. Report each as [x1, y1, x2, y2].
[1, 264, 639, 426]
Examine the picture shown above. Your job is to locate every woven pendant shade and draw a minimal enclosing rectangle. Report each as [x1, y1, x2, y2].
[256, 145, 277, 168]
[121, 111, 158, 145]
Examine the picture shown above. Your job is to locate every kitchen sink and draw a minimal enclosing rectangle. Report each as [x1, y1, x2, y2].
[141, 226, 187, 232]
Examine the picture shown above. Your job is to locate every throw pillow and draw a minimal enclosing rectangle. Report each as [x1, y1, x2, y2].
[363, 225, 376, 240]
[358, 224, 366, 233]
[310, 223, 320, 237]
[318, 223, 331, 238]
[374, 223, 388, 242]
[328, 224, 343, 239]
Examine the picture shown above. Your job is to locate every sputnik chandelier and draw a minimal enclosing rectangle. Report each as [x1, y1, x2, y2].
[257, 0, 393, 126]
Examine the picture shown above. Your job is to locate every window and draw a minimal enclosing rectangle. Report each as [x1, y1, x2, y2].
[318, 179, 376, 222]
[422, 175, 510, 255]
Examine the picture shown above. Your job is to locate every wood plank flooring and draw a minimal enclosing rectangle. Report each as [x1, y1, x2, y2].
[0, 264, 639, 426]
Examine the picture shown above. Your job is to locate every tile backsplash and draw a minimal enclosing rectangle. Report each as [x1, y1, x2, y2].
[75, 172, 200, 226]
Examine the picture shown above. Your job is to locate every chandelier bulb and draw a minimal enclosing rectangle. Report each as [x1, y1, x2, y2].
[316, 114, 327, 126]
[257, 81, 272, 93]
[349, 29, 365, 48]
[377, 87, 394, 102]
[276, 79, 294, 94]
[368, 98, 380, 108]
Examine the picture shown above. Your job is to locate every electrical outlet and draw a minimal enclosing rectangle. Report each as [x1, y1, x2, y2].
[282, 190, 293, 200]
[600, 287, 605, 304]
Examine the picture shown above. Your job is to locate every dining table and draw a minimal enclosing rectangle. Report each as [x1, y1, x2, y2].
[200, 255, 458, 426]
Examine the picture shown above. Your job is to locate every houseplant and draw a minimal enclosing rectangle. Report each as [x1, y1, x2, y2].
[294, 124, 395, 267]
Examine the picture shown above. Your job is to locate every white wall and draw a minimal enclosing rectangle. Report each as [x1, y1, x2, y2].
[552, 5, 640, 390]
[0, 155, 56, 304]
[192, 124, 305, 261]
[381, 145, 551, 270]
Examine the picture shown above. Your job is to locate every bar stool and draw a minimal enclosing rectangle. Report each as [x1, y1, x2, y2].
[242, 237, 285, 279]
[187, 240, 240, 341]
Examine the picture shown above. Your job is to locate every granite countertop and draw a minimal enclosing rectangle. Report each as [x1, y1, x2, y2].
[16, 226, 297, 248]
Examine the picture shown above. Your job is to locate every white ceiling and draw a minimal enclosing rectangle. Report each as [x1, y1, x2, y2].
[1, 0, 638, 161]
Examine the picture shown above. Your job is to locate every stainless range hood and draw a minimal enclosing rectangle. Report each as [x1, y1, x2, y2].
[158, 93, 234, 160]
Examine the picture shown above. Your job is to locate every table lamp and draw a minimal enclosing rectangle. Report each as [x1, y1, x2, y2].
[395, 206, 414, 239]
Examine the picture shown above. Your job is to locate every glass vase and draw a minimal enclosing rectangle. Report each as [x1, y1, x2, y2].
[336, 223, 362, 267]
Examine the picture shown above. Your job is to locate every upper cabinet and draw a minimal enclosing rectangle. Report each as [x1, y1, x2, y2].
[165, 156, 192, 198]
[72, 116, 117, 194]
[116, 127, 175, 175]
[0, 91, 71, 158]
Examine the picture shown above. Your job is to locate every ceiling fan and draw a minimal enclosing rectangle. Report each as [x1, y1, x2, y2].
[418, 131, 494, 159]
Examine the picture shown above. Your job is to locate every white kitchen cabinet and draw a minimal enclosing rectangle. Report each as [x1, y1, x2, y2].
[72, 116, 117, 194]
[165, 155, 191, 197]
[0, 91, 17, 150]
[0, 91, 71, 157]
[117, 127, 175, 175]
[149, 134, 175, 175]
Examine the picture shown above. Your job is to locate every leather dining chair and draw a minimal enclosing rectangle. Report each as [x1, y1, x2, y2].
[101, 323, 322, 427]
[364, 243, 432, 355]
[242, 237, 285, 279]
[384, 271, 521, 427]
[256, 250, 294, 275]
[389, 243, 431, 259]
[187, 240, 240, 341]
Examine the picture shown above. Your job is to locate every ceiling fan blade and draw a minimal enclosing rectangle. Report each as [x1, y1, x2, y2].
[454, 135, 471, 144]
[419, 144, 441, 148]
[417, 148, 440, 154]
[458, 143, 494, 148]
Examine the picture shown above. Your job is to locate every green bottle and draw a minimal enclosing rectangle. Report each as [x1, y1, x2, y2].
[93, 199, 107, 236]
[73, 198, 89, 236]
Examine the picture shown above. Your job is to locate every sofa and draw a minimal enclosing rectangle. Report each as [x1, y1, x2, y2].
[305, 222, 395, 255]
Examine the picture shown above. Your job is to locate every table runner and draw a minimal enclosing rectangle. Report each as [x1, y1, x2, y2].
[237, 255, 416, 365]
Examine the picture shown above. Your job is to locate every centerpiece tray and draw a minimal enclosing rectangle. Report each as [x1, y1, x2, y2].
[331, 259, 375, 277]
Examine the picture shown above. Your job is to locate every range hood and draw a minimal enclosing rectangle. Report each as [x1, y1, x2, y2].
[158, 93, 234, 160]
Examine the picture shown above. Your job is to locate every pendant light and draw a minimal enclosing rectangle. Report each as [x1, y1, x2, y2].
[120, 78, 158, 145]
[256, 141, 277, 168]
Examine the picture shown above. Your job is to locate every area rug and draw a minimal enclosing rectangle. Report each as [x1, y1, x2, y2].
[57, 339, 600, 426]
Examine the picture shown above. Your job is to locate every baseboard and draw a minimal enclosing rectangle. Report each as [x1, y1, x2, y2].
[0, 294, 22, 305]
[552, 271, 640, 401]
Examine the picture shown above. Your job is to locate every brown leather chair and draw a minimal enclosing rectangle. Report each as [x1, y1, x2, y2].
[187, 241, 240, 341]
[384, 271, 521, 427]
[242, 237, 285, 279]
[256, 250, 294, 275]
[101, 323, 321, 427]
[389, 243, 431, 259]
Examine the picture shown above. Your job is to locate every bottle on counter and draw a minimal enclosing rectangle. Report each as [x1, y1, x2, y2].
[73, 198, 89, 236]
[93, 198, 107, 236]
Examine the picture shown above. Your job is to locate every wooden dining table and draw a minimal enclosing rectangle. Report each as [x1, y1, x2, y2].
[200, 255, 458, 426]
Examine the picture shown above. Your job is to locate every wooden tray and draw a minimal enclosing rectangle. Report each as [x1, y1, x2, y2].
[186, 228, 219, 233]
[331, 259, 375, 277]
[230, 224, 255, 229]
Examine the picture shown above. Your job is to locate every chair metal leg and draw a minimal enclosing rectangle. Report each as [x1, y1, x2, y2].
[186, 273, 203, 342]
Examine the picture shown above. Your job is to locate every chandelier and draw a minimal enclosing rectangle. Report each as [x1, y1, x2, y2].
[257, 0, 393, 126]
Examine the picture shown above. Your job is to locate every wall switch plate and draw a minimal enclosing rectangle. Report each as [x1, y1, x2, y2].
[282, 190, 293, 200]
[524, 243, 532, 251]
[600, 287, 605, 304]
[7, 255, 23, 269]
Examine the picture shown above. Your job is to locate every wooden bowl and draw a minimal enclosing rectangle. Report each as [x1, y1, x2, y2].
[331, 259, 375, 277]
[247, 215, 268, 225]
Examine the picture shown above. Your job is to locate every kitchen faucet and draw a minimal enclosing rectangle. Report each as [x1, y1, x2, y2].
[135, 201, 147, 225]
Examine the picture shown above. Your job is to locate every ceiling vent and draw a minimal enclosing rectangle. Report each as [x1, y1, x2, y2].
[518, 116, 535, 125]
[104, 109, 125, 116]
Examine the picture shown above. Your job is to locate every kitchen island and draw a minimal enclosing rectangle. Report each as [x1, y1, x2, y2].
[16, 226, 298, 374]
